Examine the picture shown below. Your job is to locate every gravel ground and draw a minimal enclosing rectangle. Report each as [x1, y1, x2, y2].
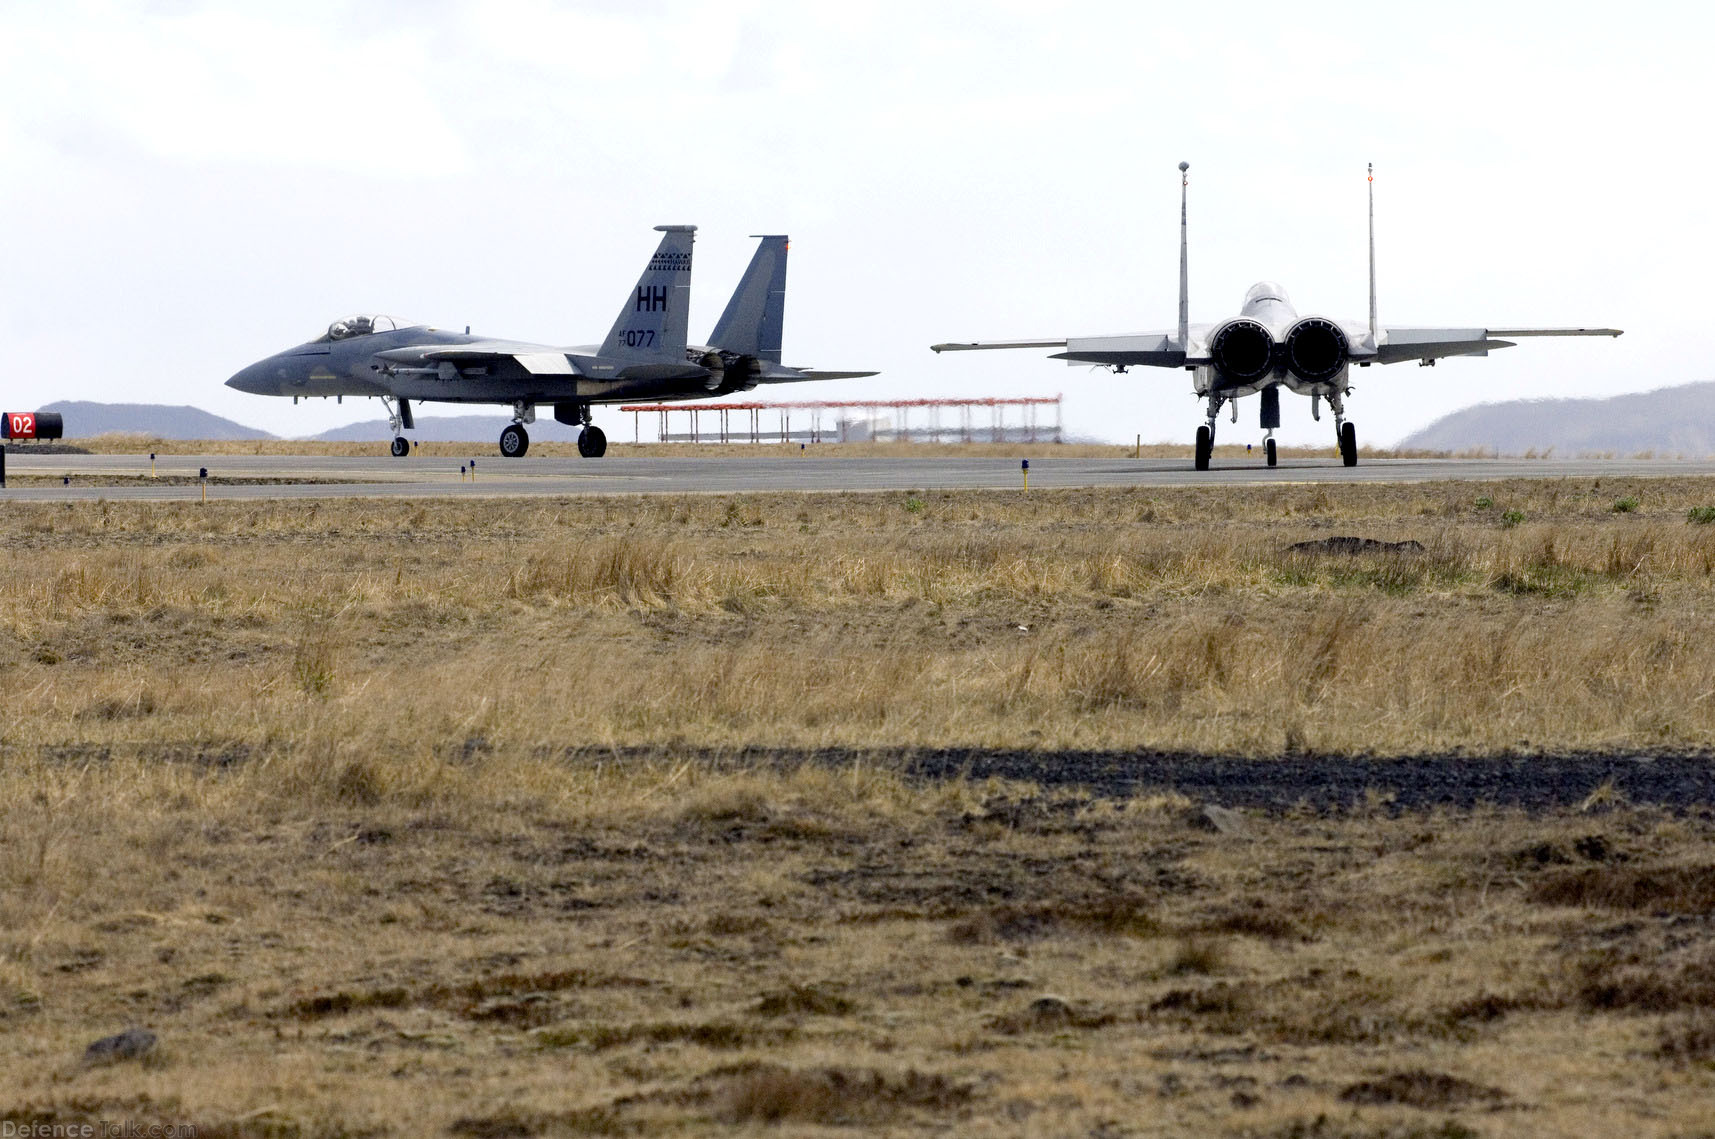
[654, 748, 1715, 813]
[902, 750, 1715, 811]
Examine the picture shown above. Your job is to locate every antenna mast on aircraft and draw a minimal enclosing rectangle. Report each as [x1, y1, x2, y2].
[1178, 161, 1190, 354]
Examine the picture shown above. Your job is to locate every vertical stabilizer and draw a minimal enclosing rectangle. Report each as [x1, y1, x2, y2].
[1367, 163, 1378, 344]
[1177, 162, 1190, 353]
[709, 235, 789, 364]
[600, 225, 696, 360]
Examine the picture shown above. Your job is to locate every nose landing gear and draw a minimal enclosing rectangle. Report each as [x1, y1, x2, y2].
[381, 395, 413, 458]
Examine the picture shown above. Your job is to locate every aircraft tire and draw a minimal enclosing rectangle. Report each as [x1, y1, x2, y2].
[577, 426, 608, 459]
[500, 423, 529, 458]
[1194, 425, 1212, 471]
[1265, 437, 1277, 467]
[1340, 422, 1357, 467]
[390, 436, 409, 458]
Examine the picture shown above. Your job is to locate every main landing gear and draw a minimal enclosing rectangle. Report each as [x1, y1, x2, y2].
[1328, 390, 1358, 467]
[554, 402, 607, 458]
[1191, 389, 1359, 470]
[1193, 393, 1226, 471]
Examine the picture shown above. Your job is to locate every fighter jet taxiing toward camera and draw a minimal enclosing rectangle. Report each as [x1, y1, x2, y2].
[226, 228, 875, 458]
[932, 164, 1621, 469]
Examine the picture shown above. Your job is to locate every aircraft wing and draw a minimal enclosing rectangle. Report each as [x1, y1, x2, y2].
[932, 339, 1070, 353]
[932, 331, 1189, 369]
[373, 342, 581, 375]
[1375, 326, 1621, 366]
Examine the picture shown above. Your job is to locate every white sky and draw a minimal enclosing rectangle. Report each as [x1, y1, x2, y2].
[1, 0, 1706, 445]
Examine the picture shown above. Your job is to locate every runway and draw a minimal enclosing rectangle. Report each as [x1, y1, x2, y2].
[6, 451, 1715, 502]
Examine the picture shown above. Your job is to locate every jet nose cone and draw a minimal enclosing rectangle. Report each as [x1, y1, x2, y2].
[226, 360, 277, 395]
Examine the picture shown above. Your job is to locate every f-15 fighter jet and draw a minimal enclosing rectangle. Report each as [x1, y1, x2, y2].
[932, 165, 1622, 469]
[227, 228, 875, 458]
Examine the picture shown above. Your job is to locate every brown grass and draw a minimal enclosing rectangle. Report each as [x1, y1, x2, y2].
[5, 479, 1715, 1133]
[9, 478, 1715, 756]
[0, 744, 1711, 1132]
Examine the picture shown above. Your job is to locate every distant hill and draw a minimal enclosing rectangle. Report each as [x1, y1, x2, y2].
[311, 415, 591, 443]
[42, 401, 275, 441]
[1397, 381, 1715, 456]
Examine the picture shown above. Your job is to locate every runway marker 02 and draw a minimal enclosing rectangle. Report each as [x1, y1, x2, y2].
[3, 411, 64, 440]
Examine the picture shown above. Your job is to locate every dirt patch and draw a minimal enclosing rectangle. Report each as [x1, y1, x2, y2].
[717, 1064, 972, 1125]
[1338, 1069, 1507, 1109]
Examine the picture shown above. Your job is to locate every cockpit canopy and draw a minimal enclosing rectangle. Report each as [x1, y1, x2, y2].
[321, 314, 414, 342]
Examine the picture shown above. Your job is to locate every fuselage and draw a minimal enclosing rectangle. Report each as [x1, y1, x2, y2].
[225, 317, 719, 407]
[1188, 281, 1371, 401]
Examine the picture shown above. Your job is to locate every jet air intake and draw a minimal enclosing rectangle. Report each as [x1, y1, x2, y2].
[1208, 319, 1274, 386]
[1284, 318, 1349, 383]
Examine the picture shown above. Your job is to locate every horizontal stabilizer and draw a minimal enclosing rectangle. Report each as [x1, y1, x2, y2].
[1055, 332, 1186, 369]
[791, 370, 879, 382]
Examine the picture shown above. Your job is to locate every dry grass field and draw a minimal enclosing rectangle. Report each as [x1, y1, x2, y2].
[4, 478, 1715, 1134]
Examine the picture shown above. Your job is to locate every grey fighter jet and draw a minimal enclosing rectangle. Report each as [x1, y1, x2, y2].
[932, 165, 1622, 469]
[227, 228, 875, 458]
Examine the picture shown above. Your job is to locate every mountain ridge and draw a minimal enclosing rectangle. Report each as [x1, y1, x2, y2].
[1396, 380, 1715, 456]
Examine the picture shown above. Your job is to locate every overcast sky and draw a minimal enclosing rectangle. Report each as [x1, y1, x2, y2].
[2, 0, 1706, 446]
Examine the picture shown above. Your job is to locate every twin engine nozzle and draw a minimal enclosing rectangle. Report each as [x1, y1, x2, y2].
[697, 349, 765, 393]
[1208, 318, 1349, 386]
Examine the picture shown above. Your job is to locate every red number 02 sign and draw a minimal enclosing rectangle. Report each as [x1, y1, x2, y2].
[6, 412, 37, 439]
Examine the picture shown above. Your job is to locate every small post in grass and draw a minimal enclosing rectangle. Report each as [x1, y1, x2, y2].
[150, 452, 156, 478]
[199, 466, 207, 503]
[1021, 458, 1029, 492]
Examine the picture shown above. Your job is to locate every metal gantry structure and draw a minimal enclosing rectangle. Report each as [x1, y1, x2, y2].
[618, 395, 1063, 445]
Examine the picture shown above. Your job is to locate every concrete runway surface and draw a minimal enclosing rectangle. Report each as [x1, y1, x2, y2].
[6, 451, 1715, 502]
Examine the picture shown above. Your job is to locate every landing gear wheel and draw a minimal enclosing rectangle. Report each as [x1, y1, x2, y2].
[390, 436, 409, 459]
[500, 423, 530, 458]
[1265, 437, 1277, 468]
[1339, 422, 1358, 467]
[577, 425, 608, 459]
[1194, 425, 1213, 471]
